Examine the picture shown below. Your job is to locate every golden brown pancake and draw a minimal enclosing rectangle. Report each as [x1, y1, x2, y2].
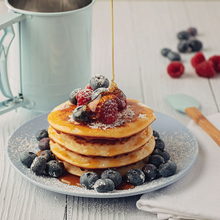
[50, 136, 155, 169]
[63, 157, 150, 177]
[47, 99, 156, 139]
[48, 126, 153, 157]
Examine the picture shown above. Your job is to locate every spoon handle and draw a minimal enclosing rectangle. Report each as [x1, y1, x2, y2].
[185, 107, 220, 147]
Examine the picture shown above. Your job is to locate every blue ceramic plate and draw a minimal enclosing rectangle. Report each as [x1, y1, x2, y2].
[7, 111, 198, 198]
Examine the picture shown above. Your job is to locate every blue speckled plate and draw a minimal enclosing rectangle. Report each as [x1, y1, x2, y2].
[7, 111, 198, 198]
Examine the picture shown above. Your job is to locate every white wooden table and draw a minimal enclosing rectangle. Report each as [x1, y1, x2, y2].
[1, 1, 220, 219]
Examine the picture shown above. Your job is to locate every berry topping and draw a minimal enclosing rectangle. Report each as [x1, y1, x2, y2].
[155, 138, 165, 150]
[153, 130, 160, 139]
[80, 172, 100, 190]
[126, 169, 145, 186]
[76, 89, 93, 107]
[142, 164, 158, 181]
[161, 48, 171, 57]
[36, 129, 48, 141]
[208, 55, 220, 73]
[195, 61, 216, 78]
[45, 160, 65, 178]
[90, 75, 109, 90]
[85, 84, 93, 90]
[72, 105, 90, 122]
[177, 31, 190, 40]
[167, 61, 184, 78]
[177, 40, 189, 53]
[69, 88, 81, 105]
[147, 155, 165, 168]
[40, 150, 55, 162]
[191, 52, 206, 68]
[94, 179, 115, 193]
[91, 88, 109, 100]
[158, 160, 177, 177]
[167, 52, 181, 61]
[115, 91, 127, 111]
[20, 151, 38, 168]
[100, 99, 118, 124]
[38, 137, 50, 151]
[101, 170, 122, 187]
[188, 39, 203, 52]
[30, 156, 47, 176]
[187, 27, 197, 36]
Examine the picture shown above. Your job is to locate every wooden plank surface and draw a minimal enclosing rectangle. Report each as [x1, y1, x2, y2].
[0, 1, 220, 220]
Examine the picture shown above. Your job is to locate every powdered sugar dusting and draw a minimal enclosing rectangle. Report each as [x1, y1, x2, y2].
[53, 102, 71, 111]
[138, 114, 147, 119]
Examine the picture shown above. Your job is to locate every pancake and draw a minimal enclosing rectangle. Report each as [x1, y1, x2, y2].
[50, 136, 155, 169]
[63, 157, 150, 177]
[48, 99, 156, 139]
[48, 126, 153, 157]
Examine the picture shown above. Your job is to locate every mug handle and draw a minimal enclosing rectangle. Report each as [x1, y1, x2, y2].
[0, 12, 31, 115]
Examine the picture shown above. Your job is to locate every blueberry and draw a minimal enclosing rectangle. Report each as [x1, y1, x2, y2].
[158, 160, 177, 177]
[80, 172, 99, 190]
[152, 149, 170, 162]
[153, 130, 160, 139]
[36, 129, 48, 141]
[40, 150, 55, 162]
[94, 179, 115, 193]
[177, 40, 189, 53]
[90, 75, 109, 90]
[148, 155, 164, 167]
[20, 151, 38, 168]
[45, 160, 65, 178]
[161, 48, 171, 57]
[155, 138, 165, 150]
[187, 27, 197, 36]
[30, 156, 47, 175]
[91, 88, 109, 100]
[142, 164, 158, 181]
[167, 51, 181, 61]
[177, 31, 190, 40]
[38, 137, 50, 151]
[188, 39, 203, 52]
[101, 170, 122, 187]
[126, 169, 145, 186]
[69, 88, 81, 105]
[72, 105, 90, 122]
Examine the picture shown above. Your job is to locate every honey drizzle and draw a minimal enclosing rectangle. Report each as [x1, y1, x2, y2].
[111, 0, 115, 84]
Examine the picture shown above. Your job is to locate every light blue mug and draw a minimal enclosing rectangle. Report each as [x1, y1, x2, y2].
[0, 0, 95, 114]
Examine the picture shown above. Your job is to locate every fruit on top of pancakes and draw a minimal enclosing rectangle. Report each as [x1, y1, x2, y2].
[68, 75, 127, 125]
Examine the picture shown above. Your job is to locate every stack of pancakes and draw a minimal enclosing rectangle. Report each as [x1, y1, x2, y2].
[47, 99, 156, 177]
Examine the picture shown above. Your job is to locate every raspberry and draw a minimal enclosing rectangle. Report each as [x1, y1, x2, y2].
[167, 61, 184, 78]
[191, 52, 206, 68]
[195, 61, 216, 78]
[100, 99, 118, 124]
[76, 89, 93, 106]
[85, 84, 94, 90]
[208, 55, 220, 73]
[116, 92, 127, 111]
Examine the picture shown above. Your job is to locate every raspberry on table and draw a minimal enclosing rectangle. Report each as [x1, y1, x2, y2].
[76, 89, 93, 106]
[208, 55, 220, 73]
[191, 52, 206, 68]
[100, 99, 118, 124]
[195, 61, 216, 78]
[167, 61, 184, 78]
